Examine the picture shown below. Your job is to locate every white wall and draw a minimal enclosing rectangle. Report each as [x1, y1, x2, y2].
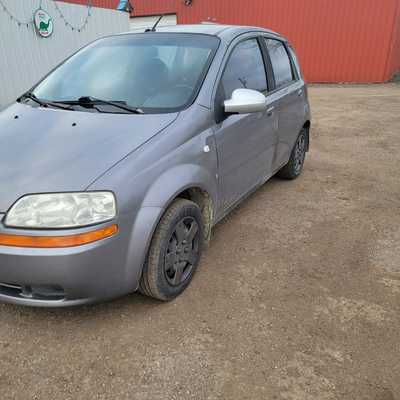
[0, 0, 129, 107]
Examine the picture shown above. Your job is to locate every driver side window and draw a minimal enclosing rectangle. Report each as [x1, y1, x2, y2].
[221, 38, 268, 100]
[215, 38, 268, 122]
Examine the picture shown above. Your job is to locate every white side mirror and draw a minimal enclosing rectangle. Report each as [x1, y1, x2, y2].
[224, 88, 267, 114]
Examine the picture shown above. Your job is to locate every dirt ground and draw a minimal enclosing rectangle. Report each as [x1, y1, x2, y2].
[1, 84, 400, 400]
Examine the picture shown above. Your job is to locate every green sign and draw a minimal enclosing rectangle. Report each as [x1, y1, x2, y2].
[34, 9, 53, 38]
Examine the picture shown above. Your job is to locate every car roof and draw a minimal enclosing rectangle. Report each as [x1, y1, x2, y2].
[125, 24, 286, 42]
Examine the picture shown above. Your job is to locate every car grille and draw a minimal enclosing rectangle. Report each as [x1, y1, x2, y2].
[0, 282, 65, 301]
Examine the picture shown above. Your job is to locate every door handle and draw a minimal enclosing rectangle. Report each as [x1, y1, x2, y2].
[266, 106, 275, 116]
[297, 89, 303, 97]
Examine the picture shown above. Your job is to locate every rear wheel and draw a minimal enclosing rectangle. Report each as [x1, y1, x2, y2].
[277, 128, 308, 179]
[139, 198, 204, 301]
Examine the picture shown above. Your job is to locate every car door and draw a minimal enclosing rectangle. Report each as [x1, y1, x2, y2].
[263, 38, 306, 170]
[213, 37, 278, 213]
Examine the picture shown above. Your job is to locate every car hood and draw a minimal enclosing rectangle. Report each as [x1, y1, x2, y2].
[0, 103, 178, 212]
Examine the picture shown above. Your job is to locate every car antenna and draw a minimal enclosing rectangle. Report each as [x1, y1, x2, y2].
[145, 15, 164, 32]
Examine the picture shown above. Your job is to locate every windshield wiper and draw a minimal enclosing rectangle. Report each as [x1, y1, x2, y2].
[58, 96, 145, 114]
[19, 92, 73, 111]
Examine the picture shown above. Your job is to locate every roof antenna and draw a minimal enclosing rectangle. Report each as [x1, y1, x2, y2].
[145, 15, 164, 32]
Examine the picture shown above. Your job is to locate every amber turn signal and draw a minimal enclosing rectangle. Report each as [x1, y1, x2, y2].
[0, 224, 118, 248]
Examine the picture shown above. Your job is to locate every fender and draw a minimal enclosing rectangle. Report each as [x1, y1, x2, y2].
[122, 206, 163, 291]
[141, 163, 218, 210]
[123, 163, 218, 290]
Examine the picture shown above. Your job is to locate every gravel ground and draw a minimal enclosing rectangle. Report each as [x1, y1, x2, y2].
[1, 84, 400, 400]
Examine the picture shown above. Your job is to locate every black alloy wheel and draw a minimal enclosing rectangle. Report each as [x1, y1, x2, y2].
[139, 199, 204, 301]
[277, 128, 308, 179]
[164, 217, 200, 286]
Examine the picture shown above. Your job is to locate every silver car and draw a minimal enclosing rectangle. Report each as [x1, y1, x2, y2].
[0, 24, 310, 306]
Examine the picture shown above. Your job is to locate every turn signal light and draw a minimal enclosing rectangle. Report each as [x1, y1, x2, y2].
[0, 224, 118, 248]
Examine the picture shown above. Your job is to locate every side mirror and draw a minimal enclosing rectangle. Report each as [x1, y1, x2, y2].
[224, 88, 267, 114]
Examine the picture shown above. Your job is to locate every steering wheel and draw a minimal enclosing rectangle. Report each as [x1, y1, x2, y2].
[143, 84, 194, 108]
[172, 84, 194, 92]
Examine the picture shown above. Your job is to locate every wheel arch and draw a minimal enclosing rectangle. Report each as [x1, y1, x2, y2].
[172, 187, 214, 244]
[140, 163, 217, 238]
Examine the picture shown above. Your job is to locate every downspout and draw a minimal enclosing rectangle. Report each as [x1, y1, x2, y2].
[383, 0, 400, 81]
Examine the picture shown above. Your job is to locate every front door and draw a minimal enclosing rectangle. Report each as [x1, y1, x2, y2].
[213, 38, 277, 213]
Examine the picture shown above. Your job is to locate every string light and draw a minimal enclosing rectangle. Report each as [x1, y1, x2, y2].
[0, 0, 93, 32]
[0, 0, 33, 27]
[52, 0, 92, 32]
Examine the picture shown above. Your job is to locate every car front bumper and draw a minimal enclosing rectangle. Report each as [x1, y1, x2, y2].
[0, 207, 162, 307]
[0, 238, 122, 307]
[0, 230, 131, 308]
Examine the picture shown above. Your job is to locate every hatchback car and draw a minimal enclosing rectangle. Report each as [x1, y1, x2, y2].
[0, 24, 310, 306]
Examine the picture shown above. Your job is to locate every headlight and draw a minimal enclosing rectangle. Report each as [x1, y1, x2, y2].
[5, 192, 116, 229]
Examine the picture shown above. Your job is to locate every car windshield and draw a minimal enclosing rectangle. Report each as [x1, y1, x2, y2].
[32, 33, 220, 113]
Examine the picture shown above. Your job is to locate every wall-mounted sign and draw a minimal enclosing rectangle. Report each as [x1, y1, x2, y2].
[34, 9, 53, 38]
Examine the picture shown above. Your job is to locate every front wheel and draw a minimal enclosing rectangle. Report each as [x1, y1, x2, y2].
[277, 128, 308, 180]
[139, 198, 204, 301]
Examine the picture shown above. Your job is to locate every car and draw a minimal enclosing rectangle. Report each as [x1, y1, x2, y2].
[0, 24, 310, 306]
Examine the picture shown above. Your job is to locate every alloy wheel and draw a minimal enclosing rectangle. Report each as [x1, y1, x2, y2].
[164, 217, 200, 286]
[294, 133, 306, 174]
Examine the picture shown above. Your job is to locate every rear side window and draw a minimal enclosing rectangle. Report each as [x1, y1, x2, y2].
[287, 45, 301, 78]
[265, 39, 294, 88]
[221, 39, 267, 99]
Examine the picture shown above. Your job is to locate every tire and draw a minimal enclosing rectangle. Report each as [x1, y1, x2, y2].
[277, 128, 308, 180]
[139, 198, 204, 301]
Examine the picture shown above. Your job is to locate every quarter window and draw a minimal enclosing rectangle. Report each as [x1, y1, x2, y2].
[287, 45, 301, 79]
[265, 39, 294, 88]
[221, 39, 268, 99]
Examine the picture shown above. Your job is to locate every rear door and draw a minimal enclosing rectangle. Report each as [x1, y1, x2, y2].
[213, 37, 278, 213]
[263, 38, 306, 170]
